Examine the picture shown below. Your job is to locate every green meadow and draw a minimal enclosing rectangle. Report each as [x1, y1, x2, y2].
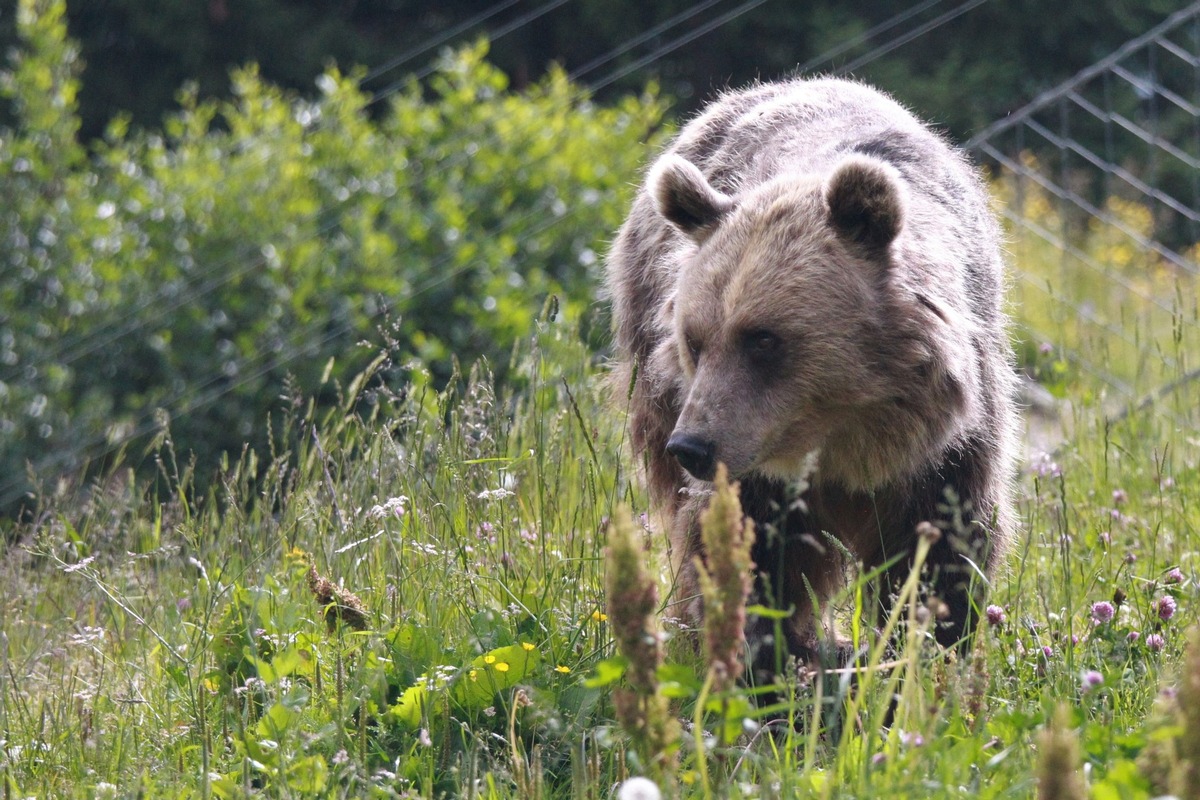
[3, 2, 1200, 797]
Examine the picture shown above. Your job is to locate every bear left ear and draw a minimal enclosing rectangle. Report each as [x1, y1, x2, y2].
[649, 154, 735, 242]
[824, 155, 905, 251]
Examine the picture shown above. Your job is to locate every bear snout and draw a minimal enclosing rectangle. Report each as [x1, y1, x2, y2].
[665, 432, 717, 480]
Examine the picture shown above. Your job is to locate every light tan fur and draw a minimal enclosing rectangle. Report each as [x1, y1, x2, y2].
[606, 78, 1018, 671]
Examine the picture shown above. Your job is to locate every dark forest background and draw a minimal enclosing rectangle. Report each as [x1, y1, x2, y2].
[0, 0, 1188, 143]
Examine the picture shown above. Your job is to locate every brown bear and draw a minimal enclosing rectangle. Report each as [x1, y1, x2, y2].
[605, 77, 1018, 677]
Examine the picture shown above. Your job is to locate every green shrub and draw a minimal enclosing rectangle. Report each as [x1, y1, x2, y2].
[0, 0, 666, 513]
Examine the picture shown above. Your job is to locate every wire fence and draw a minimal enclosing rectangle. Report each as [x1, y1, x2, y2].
[966, 2, 1200, 444]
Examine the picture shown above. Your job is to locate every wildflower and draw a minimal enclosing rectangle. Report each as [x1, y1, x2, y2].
[418, 728, 433, 747]
[521, 642, 536, 651]
[468, 669, 479, 681]
[61, 555, 96, 574]
[1030, 452, 1063, 479]
[494, 662, 510, 673]
[332, 749, 349, 765]
[484, 655, 497, 664]
[617, 777, 662, 800]
[1155, 595, 1178, 622]
[1042, 645, 1055, 659]
[482, 706, 497, 717]
[555, 665, 571, 674]
[1112, 488, 1127, 505]
[1146, 633, 1166, 652]
[476, 488, 514, 501]
[986, 604, 1006, 625]
[1165, 567, 1185, 584]
[365, 496, 408, 520]
[1128, 631, 1140, 643]
[1081, 670, 1104, 691]
[1039, 342, 1054, 355]
[591, 609, 608, 622]
[176, 597, 192, 613]
[915, 520, 941, 544]
[1090, 601, 1115, 624]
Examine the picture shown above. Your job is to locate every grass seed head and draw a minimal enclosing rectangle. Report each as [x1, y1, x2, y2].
[1036, 705, 1088, 800]
[307, 564, 369, 632]
[696, 463, 756, 693]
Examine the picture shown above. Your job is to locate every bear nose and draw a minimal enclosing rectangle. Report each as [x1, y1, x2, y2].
[666, 433, 716, 480]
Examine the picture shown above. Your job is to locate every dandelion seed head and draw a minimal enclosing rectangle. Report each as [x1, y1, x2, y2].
[617, 777, 662, 800]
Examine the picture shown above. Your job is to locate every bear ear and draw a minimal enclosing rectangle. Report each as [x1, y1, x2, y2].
[824, 155, 905, 251]
[649, 154, 735, 241]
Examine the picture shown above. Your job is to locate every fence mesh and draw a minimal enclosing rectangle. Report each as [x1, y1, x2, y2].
[966, 3, 1200, 448]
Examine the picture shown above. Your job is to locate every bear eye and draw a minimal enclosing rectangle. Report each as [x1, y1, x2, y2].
[742, 329, 782, 361]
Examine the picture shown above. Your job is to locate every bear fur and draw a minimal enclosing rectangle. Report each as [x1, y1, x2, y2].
[605, 78, 1018, 675]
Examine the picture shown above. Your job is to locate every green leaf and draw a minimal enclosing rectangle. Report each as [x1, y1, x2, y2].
[387, 682, 431, 730]
[657, 662, 701, 698]
[746, 604, 793, 620]
[584, 656, 628, 688]
[452, 643, 542, 710]
[285, 755, 329, 793]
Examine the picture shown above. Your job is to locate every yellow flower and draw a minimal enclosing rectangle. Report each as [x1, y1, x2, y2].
[483, 655, 497, 664]
[494, 662, 510, 673]
[469, 669, 478, 681]
[521, 642, 536, 651]
[591, 609, 608, 622]
[555, 665, 571, 674]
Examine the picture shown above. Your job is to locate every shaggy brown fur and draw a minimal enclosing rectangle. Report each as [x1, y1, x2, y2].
[605, 78, 1018, 676]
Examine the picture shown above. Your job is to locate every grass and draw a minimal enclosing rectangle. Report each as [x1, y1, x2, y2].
[2, 203, 1200, 798]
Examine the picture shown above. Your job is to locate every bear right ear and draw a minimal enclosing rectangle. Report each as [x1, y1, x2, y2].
[649, 155, 735, 241]
[824, 154, 905, 252]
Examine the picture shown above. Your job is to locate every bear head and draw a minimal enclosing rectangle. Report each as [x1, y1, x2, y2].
[649, 152, 936, 490]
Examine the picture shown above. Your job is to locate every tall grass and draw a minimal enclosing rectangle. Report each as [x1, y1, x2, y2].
[1, 207, 1199, 797]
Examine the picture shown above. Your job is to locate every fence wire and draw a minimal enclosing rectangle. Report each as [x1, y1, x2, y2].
[967, 2, 1200, 444]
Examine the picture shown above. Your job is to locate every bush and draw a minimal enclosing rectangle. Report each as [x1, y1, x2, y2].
[0, 0, 667, 514]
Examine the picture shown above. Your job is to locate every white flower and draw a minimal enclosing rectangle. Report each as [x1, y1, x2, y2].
[61, 555, 96, 573]
[476, 488, 514, 501]
[366, 496, 409, 519]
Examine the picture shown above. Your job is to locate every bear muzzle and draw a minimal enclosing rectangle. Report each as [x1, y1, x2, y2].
[665, 432, 717, 481]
